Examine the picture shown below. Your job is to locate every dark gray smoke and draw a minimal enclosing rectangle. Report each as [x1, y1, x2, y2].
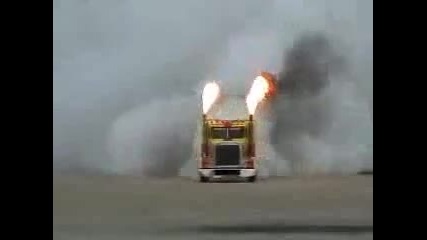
[278, 32, 345, 97]
[270, 32, 345, 174]
[269, 29, 372, 174]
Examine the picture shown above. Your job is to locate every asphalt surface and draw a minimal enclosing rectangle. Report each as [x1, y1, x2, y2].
[53, 175, 373, 240]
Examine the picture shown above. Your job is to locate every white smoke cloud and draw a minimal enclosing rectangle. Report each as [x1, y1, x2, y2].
[53, 0, 266, 173]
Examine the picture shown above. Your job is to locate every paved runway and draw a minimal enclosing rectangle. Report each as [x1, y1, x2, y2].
[53, 175, 373, 240]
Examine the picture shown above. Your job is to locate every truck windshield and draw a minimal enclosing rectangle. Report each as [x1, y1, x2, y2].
[211, 127, 245, 139]
[211, 128, 227, 139]
[228, 127, 245, 138]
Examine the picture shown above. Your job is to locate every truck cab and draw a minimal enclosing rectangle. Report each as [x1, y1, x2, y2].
[198, 115, 257, 182]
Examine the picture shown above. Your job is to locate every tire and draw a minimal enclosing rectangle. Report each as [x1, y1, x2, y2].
[247, 175, 257, 183]
[199, 176, 209, 183]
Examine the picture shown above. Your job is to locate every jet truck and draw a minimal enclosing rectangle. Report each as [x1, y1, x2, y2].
[197, 72, 278, 182]
[198, 113, 257, 182]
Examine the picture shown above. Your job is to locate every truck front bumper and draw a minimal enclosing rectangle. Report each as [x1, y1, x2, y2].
[198, 168, 257, 178]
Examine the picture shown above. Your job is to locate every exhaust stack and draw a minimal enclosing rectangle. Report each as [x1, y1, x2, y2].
[202, 114, 208, 157]
[247, 114, 255, 157]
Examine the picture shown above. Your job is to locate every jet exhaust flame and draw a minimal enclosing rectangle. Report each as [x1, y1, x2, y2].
[202, 82, 220, 114]
[246, 75, 270, 115]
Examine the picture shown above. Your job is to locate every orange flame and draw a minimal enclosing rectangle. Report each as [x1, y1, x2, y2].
[246, 75, 270, 115]
[202, 82, 220, 114]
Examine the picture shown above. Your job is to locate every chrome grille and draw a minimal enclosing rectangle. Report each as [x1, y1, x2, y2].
[215, 144, 240, 166]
